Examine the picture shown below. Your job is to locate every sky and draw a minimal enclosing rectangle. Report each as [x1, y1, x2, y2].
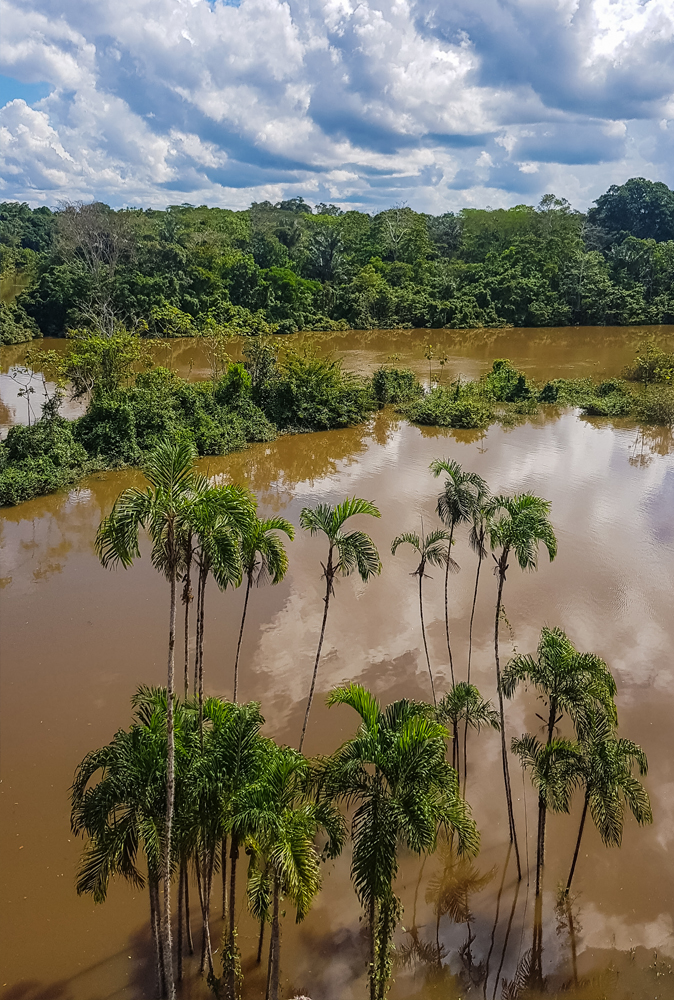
[1, 0, 674, 214]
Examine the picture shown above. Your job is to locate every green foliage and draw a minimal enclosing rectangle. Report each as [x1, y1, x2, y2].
[0, 414, 91, 506]
[404, 386, 493, 428]
[623, 339, 674, 384]
[265, 349, 376, 431]
[480, 358, 534, 402]
[0, 299, 40, 344]
[372, 365, 423, 404]
[6, 182, 674, 339]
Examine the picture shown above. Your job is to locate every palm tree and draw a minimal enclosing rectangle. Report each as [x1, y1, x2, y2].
[95, 438, 201, 997]
[391, 525, 450, 706]
[466, 490, 495, 683]
[430, 459, 487, 686]
[298, 498, 381, 751]
[501, 627, 617, 748]
[320, 683, 479, 1000]
[233, 514, 295, 703]
[436, 682, 499, 790]
[511, 733, 583, 896]
[566, 709, 652, 892]
[239, 746, 345, 1000]
[70, 687, 190, 998]
[487, 493, 557, 880]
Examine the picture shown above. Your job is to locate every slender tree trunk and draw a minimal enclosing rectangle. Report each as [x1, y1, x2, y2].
[198, 567, 207, 746]
[368, 896, 376, 1000]
[566, 794, 589, 892]
[435, 904, 442, 967]
[225, 834, 239, 999]
[269, 873, 281, 1000]
[419, 572, 436, 706]
[150, 875, 167, 998]
[183, 540, 192, 700]
[299, 550, 333, 752]
[233, 574, 252, 703]
[535, 793, 546, 897]
[444, 525, 455, 688]
[494, 559, 521, 880]
[162, 569, 177, 999]
[194, 564, 202, 698]
[221, 835, 228, 922]
[462, 720, 469, 796]
[492, 877, 520, 1000]
[185, 865, 194, 955]
[532, 892, 544, 986]
[452, 721, 459, 773]
[265, 906, 274, 1000]
[467, 537, 484, 684]
[567, 897, 579, 986]
[177, 862, 184, 982]
[195, 850, 214, 977]
[257, 916, 265, 964]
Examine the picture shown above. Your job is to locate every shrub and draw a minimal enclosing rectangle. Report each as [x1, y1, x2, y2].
[404, 386, 493, 428]
[372, 366, 423, 405]
[480, 359, 533, 402]
[633, 386, 674, 425]
[266, 350, 376, 430]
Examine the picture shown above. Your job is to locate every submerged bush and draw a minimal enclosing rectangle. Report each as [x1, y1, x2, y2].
[480, 359, 534, 402]
[404, 386, 493, 429]
[0, 415, 91, 505]
[372, 366, 424, 405]
[264, 349, 376, 431]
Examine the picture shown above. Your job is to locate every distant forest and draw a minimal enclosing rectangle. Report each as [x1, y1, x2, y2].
[3, 176, 674, 345]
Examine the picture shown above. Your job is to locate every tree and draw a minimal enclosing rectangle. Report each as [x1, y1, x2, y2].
[320, 683, 479, 1000]
[436, 682, 499, 790]
[466, 490, 495, 683]
[70, 688, 190, 998]
[391, 525, 450, 706]
[239, 746, 345, 1000]
[511, 734, 582, 896]
[429, 459, 487, 686]
[298, 498, 381, 751]
[233, 514, 295, 702]
[588, 177, 674, 243]
[95, 438, 201, 997]
[566, 709, 652, 892]
[488, 494, 557, 880]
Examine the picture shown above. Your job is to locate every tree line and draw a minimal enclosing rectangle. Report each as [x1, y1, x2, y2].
[72, 438, 652, 999]
[4, 177, 674, 344]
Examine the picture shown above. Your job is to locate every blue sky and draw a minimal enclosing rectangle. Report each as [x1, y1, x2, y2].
[1, 0, 674, 213]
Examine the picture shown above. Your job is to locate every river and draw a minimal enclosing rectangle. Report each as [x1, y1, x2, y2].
[1, 327, 673, 1000]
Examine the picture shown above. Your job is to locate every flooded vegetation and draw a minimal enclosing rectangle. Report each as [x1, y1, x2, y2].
[1, 327, 673, 1000]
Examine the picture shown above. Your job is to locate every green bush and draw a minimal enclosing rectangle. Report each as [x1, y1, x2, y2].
[633, 386, 674, 425]
[372, 366, 423, 405]
[266, 350, 376, 430]
[480, 359, 533, 402]
[404, 386, 493, 428]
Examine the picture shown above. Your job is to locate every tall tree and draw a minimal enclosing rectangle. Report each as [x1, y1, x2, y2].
[466, 490, 495, 683]
[511, 734, 582, 896]
[298, 498, 381, 751]
[430, 459, 487, 686]
[95, 438, 201, 997]
[436, 682, 499, 790]
[488, 494, 557, 881]
[320, 683, 479, 1000]
[239, 746, 345, 1000]
[391, 526, 450, 706]
[566, 709, 652, 892]
[233, 514, 295, 702]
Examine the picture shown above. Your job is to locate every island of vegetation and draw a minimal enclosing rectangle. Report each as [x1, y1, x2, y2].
[3, 177, 674, 344]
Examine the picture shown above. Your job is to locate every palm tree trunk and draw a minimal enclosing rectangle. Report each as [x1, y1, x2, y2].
[269, 873, 281, 1000]
[535, 793, 546, 896]
[195, 850, 214, 977]
[150, 874, 167, 998]
[233, 574, 252, 702]
[467, 536, 483, 684]
[566, 793, 589, 892]
[494, 560, 521, 881]
[368, 896, 376, 1000]
[462, 720, 469, 796]
[435, 904, 442, 967]
[197, 566, 207, 746]
[225, 834, 240, 999]
[257, 915, 265, 964]
[452, 721, 459, 773]
[193, 565, 202, 698]
[443, 525, 455, 687]
[299, 551, 333, 752]
[265, 926, 274, 1000]
[483, 843, 510, 1000]
[185, 865, 194, 955]
[492, 877, 520, 1000]
[177, 862, 184, 982]
[162, 569, 177, 999]
[183, 541, 192, 700]
[419, 573, 436, 706]
[221, 835, 228, 922]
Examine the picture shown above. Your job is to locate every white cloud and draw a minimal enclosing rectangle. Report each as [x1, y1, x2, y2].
[0, 0, 673, 209]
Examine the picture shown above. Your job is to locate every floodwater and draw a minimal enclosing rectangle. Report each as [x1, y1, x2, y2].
[1, 327, 674, 1000]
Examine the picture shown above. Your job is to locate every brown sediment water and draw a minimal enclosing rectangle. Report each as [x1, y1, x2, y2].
[1, 328, 673, 999]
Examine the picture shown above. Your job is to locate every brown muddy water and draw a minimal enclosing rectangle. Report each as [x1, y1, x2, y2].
[1, 327, 674, 1000]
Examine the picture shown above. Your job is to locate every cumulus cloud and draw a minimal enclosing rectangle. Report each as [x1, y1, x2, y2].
[0, 0, 673, 209]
